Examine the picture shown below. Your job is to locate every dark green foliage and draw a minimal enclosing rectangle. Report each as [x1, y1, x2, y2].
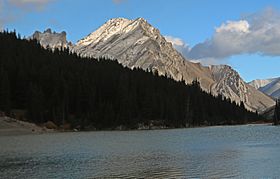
[273, 99, 280, 125]
[0, 30, 260, 129]
[0, 68, 10, 114]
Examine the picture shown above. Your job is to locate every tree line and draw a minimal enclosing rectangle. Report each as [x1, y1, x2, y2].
[274, 99, 280, 125]
[0, 30, 261, 130]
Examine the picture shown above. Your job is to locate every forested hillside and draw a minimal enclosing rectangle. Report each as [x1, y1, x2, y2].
[0, 31, 260, 129]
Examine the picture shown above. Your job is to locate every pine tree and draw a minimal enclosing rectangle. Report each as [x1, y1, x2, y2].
[0, 68, 11, 114]
[274, 99, 280, 126]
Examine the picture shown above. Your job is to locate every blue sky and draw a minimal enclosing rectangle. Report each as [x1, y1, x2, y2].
[1, 0, 280, 82]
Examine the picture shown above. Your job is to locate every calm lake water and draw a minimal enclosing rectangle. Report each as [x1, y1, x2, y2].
[1, 124, 280, 178]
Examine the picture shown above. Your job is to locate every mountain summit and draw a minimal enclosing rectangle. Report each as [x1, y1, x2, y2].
[73, 17, 214, 88]
[32, 18, 275, 112]
[31, 28, 71, 49]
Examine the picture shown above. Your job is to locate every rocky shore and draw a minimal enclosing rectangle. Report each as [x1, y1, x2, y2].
[0, 117, 53, 136]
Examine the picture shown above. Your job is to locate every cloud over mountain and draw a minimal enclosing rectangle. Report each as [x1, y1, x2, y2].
[187, 7, 280, 61]
[164, 35, 191, 60]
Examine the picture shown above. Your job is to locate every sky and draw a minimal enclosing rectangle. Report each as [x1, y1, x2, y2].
[1, 0, 280, 82]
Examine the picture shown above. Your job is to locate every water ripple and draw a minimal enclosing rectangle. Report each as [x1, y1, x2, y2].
[1, 124, 280, 178]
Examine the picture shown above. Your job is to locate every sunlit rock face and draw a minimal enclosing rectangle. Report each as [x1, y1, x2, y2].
[31, 28, 71, 49]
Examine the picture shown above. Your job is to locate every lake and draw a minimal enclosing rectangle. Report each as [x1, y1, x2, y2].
[1, 124, 280, 178]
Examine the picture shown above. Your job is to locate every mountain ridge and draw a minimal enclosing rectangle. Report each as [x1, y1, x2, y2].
[248, 78, 277, 89]
[30, 18, 275, 112]
[249, 78, 280, 99]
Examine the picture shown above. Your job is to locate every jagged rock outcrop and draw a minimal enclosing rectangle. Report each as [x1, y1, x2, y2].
[31, 28, 71, 49]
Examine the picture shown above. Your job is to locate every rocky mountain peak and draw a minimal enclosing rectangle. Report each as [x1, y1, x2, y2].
[210, 65, 249, 104]
[31, 28, 69, 49]
[44, 28, 52, 33]
[74, 17, 214, 86]
[76, 17, 160, 48]
[77, 18, 132, 47]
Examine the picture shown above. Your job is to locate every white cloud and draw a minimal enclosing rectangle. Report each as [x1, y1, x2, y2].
[216, 20, 250, 33]
[164, 36, 221, 66]
[0, 0, 55, 28]
[186, 7, 280, 63]
[8, 0, 54, 11]
[165, 35, 185, 46]
[164, 35, 191, 60]
[190, 58, 229, 66]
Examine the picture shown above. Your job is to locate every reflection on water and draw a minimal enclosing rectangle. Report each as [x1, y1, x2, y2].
[1, 124, 280, 178]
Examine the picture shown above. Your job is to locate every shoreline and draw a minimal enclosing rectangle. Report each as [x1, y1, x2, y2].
[0, 117, 273, 136]
[0, 117, 55, 136]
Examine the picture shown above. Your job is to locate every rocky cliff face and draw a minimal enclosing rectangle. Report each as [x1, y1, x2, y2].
[31, 28, 71, 49]
[210, 65, 249, 104]
[210, 65, 274, 111]
[32, 18, 275, 112]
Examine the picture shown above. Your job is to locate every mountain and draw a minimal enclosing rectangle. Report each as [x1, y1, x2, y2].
[249, 78, 280, 119]
[209, 65, 274, 111]
[73, 18, 214, 89]
[32, 18, 275, 112]
[249, 78, 280, 99]
[260, 79, 280, 98]
[72, 18, 274, 112]
[31, 28, 72, 49]
[263, 79, 280, 99]
[248, 78, 277, 89]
